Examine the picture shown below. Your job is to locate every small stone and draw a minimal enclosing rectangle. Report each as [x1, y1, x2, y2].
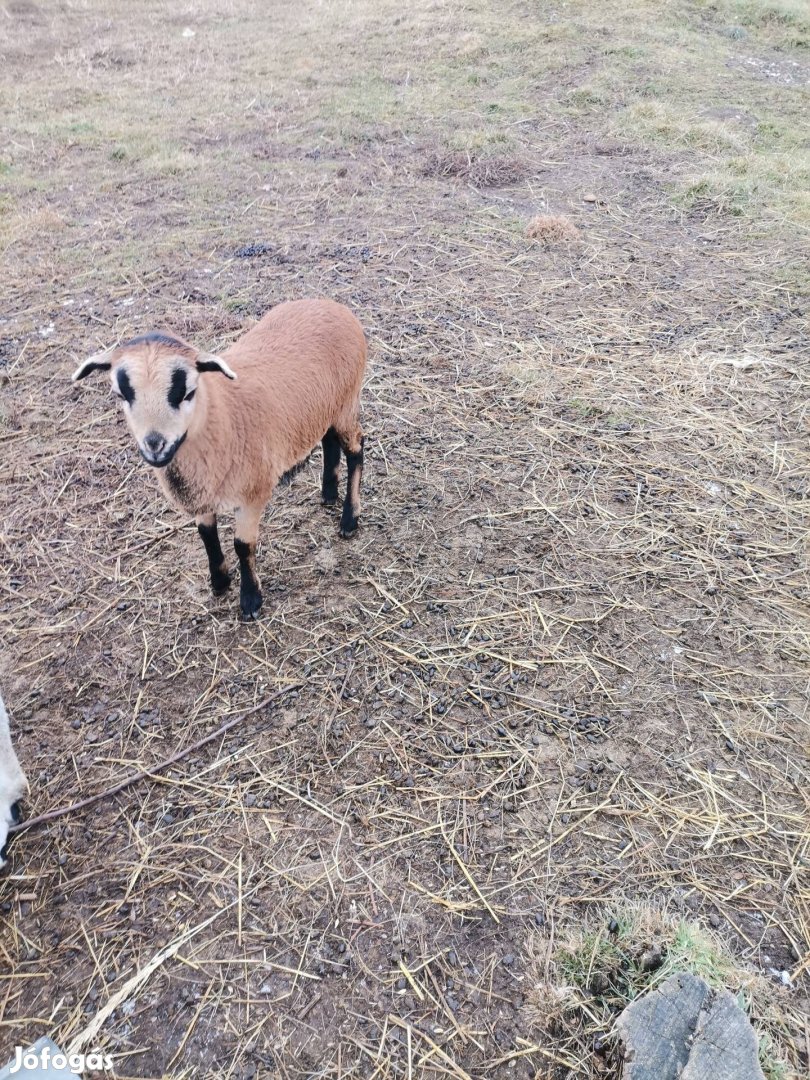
[583, 193, 598, 203]
[709, 913, 721, 928]
[501, 953, 515, 967]
[244, 793, 257, 807]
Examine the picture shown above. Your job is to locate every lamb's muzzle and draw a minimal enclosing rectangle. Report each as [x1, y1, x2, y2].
[73, 299, 368, 618]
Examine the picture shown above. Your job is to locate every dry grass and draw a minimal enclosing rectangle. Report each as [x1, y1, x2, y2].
[422, 150, 530, 188]
[525, 216, 581, 243]
[0, 1, 808, 1078]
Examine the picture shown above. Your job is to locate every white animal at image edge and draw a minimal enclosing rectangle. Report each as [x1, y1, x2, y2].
[0, 690, 27, 869]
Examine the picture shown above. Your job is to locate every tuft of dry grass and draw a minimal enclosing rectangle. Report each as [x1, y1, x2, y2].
[422, 149, 530, 187]
[526, 214, 581, 243]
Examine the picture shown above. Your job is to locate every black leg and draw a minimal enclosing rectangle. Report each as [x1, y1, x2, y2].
[340, 435, 365, 539]
[234, 539, 262, 619]
[322, 427, 341, 505]
[197, 515, 231, 595]
[234, 506, 263, 619]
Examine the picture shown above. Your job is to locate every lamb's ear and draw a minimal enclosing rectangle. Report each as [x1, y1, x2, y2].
[72, 349, 116, 382]
[196, 353, 237, 380]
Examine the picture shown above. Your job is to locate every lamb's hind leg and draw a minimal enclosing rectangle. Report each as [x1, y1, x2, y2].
[321, 427, 341, 505]
[336, 421, 365, 539]
[197, 513, 231, 596]
[234, 504, 264, 619]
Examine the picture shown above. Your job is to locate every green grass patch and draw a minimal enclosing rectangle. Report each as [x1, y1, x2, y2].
[526, 903, 793, 1080]
[702, 0, 810, 44]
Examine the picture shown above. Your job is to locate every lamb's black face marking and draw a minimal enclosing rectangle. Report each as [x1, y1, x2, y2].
[168, 368, 188, 409]
[116, 368, 135, 405]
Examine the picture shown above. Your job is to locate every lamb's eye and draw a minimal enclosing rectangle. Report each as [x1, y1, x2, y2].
[185, 388, 196, 402]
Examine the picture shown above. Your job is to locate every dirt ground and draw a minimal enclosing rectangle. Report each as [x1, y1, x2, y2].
[0, 1, 808, 1077]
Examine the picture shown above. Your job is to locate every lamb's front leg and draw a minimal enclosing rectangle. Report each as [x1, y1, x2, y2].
[234, 504, 264, 619]
[197, 513, 232, 596]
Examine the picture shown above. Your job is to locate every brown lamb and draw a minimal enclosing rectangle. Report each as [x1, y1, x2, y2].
[73, 298, 367, 618]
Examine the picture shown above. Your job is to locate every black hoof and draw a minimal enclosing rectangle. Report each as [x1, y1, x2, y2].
[322, 494, 339, 507]
[1, 803, 22, 866]
[339, 521, 359, 539]
[211, 570, 232, 596]
[240, 591, 263, 620]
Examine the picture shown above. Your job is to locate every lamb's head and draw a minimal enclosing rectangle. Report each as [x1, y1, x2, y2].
[72, 331, 237, 468]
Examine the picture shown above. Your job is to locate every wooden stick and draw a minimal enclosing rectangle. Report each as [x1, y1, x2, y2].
[9, 685, 300, 836]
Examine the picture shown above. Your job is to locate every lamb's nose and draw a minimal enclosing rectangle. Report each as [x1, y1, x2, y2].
[144, 432, 165, 454]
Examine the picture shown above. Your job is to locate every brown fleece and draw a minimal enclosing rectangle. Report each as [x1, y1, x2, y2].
[159, 300, 366, 517]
